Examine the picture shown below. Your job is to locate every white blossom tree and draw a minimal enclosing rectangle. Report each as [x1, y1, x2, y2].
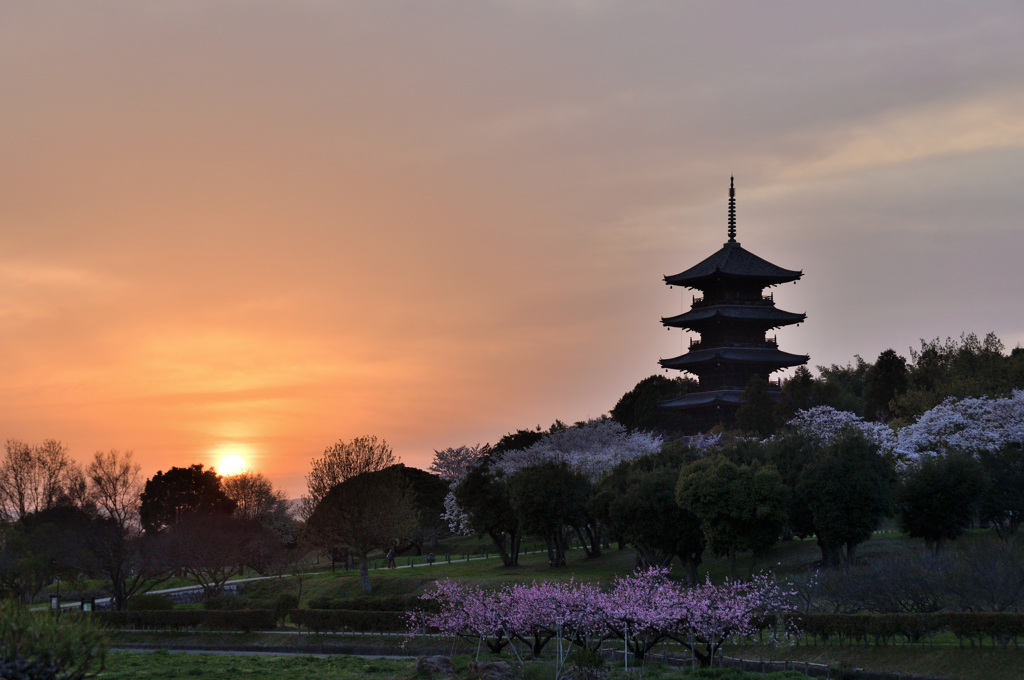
[494, 419, 661, 482]
[430, 445, 487, 483]
[786, 406, 897, 453]
[896, 390, 1024, 460]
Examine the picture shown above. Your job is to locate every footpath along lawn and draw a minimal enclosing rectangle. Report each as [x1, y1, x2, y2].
[94, 651, 815, 680]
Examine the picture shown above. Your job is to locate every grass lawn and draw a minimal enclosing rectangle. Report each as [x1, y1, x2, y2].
[727, 643, 1024, 680]
[94, 651, 818, 680]
[94, 650, 416, 680]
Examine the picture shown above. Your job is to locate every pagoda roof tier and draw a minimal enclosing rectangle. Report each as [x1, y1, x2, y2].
[658, 389, 746, 409]
[664, 242, 801, 289]
[662, 304, 805, 330]
[659, 346, 809, 371]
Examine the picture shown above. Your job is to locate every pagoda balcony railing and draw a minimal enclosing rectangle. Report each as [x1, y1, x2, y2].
[689, 296, 775, 308]
[687, 339, 780, 351]
[711, 380, 783, 391]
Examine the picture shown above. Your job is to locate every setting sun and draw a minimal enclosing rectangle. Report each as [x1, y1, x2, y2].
[218, 455, 248, 477]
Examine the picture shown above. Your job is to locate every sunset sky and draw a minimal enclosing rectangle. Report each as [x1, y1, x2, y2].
[2, 2, 1023, 497]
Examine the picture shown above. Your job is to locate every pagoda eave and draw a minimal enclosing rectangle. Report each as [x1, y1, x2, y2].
[658, 389, 746, 409]
[664, 242, 802, 290]
[661, 305, 806, 330]
[659, 346, 809, 371]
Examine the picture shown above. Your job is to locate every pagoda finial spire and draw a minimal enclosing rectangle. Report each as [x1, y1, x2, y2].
[727, 176, 737, 243]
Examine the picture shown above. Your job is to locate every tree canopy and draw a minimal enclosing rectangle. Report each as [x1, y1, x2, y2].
[303, 465, 419, 593]
[139, 464, 236, 535]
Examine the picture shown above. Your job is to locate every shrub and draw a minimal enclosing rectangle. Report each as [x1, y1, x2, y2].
[305, 595, 425, 612]
[202, 610, 278, 632]
[289, 609, 406, 633]
[203, 594, 249, 610]
[0, 601, 107, 680]
[126, 593, 174, 611]
[274, 594, 299, 621]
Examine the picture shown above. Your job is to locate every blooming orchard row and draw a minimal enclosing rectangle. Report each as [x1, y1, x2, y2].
[895, 390, 1024, 459]
[408, 568, 795, 667]
[778, 390, 1024, 463]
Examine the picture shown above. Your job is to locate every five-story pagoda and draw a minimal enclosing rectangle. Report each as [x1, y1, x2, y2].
[659, 178, 808, 429]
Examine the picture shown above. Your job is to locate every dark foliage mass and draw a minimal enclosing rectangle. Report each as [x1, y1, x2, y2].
[453, 456, 521, 567]
[610, 374, 697, 434]
[590, 447, 704, 583]
[898, 453, 987, 553]
[139, 464, 236, 534]
[303, 465, 420, 594]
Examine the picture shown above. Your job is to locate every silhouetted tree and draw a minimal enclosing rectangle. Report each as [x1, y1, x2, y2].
[894, 333, 1024, 421]
[815, 357, 870, 416]
[0, 506, 92, 603]
[776, 365, 817, 423]
[796, 431, 895, 565]
[139, 464, 235, 535]
[452, 457, 521, 567]
[898, 453, 986, 553]
[507, 461, 592, 566]
[302, 435, 396, 518]
[86, 449, 169, 609]
[383, 464, 448, 555]
[303, 467, 419, 594]
[0, 439, 85, 521]
[222, 471, 296, 543]
[610, 375, 696, 434]
[590, 447, 704, 583]
[735, 374, 776, 437]
[978, 444, 1024, 538]
[163, 512, 284, 595]
[864, 349, 908, 422]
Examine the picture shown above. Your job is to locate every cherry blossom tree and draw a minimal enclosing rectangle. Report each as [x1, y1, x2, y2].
[430, 445, 488, 483]
[671, 574, 794, 667]
[895, 390, 1024, 460]
[493, 419, 661, 482]
[785, 406, 896, 453]
[410, 570, 796, 668]
[410, 579, 514, 655]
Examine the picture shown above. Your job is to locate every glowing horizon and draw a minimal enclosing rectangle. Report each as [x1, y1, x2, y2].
[2, 2, 1023, 497]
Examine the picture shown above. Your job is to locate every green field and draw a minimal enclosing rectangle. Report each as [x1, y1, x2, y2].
[95, 651, 820, 680]
[97, 531, 1024, 680]
[95, 650, 416, 680]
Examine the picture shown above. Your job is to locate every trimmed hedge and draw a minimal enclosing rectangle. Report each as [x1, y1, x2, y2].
[91, 609, 277, 632]
[942, 612, 1024, 647]
[126, 593, 175, 611]
[784, 612, 1024, 647]
[289, 609, 407, 633]
[304, 595, 431, 612]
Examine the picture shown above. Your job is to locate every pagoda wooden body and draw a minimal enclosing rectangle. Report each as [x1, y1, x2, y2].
[659, 180, 808, 429]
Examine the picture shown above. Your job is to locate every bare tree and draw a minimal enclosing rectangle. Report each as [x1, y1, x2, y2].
[0, 439, 85, 520]
[85, 450, 169, 610]
[163, 512, 285, 595]
[222, 471, 297, 543]
[301, 435, 397, 518]
[88, 449, 142, 527]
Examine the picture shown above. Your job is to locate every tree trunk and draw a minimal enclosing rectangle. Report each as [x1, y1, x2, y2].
[359, 556, 372, 594]
[844, 541, 858, 565]
[489, 529, 512, 566]
[509, 531, 521, 566]
[727, 549, 737, 580]
[684, 556, 699, 586]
